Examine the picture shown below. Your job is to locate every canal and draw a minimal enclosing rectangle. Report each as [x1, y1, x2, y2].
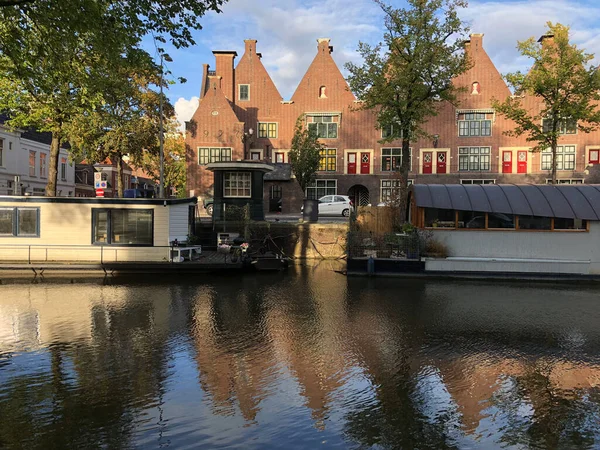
[1, 265, 600, 449]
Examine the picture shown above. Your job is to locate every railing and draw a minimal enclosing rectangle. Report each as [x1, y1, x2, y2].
[0, 244, 181, 264]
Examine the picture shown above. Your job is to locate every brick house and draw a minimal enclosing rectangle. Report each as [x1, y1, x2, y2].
[186, 34, 600, 215]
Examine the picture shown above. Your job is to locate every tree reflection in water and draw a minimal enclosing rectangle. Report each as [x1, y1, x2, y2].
[0, 273, 599, 448]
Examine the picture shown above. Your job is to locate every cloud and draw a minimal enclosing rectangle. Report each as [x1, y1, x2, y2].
[174, 96, 199, 132]
[199, 0, 383, 99]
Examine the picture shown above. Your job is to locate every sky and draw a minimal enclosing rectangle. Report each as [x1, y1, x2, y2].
[148, 0, 600, 130]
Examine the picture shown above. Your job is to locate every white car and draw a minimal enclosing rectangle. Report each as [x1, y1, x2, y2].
[302, 195, 353, 217]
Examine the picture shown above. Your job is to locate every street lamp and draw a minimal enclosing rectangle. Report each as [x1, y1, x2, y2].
[242, 127, 254, 160]
[159, 53, 173, 198]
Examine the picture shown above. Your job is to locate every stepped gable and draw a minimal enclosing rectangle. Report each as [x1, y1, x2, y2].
[291, 38, 356, 108]
[453, 33, 511, 108]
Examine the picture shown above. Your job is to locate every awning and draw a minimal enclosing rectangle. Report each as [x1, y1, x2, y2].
[411, 184, 600, 220]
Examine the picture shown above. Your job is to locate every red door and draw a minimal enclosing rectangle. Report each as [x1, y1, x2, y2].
[360, 152, 370, 174]
[347, 153, 356, 174]
[517, 151, 527, 174]
[423, 151, 433, 174]
[503, 151, 512, 173]
[436, 152, 447, 174]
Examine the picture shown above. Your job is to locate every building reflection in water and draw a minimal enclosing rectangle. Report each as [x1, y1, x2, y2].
[1, 272, 600, 448]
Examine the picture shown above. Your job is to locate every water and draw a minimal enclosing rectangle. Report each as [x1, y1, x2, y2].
[1, 265, 600, 449]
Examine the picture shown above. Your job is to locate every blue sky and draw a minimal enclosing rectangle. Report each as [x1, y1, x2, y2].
[147, 0, 600, 129]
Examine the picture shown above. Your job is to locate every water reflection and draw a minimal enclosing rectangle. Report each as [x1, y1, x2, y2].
[1, 270, 600, 448]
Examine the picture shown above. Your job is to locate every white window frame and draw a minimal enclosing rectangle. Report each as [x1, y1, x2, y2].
[39, 153, 47, 178]
[60, 157, 67, 181]
[458, 147, 491, 172]
[198, 147, 232, 165]
[460, 179, 496, 185]
[249, 149, 263, 160]
[545, 178, 584, 185]
[224, 172, 251, 198]
[0, 138, 3, 167]
[257, 122, 278, 139]
[380, 179, 413, 203]
[541, 145, 576, 171]
[381, 124, 402, 140]
[458, 113, 492, 137]
[381, 148, 412, 172]
[29, 151, 36, 177]
[307, 114, 339, 139]
[239, 84, 250, 101]
[542, 117, 577, 135]
[305, 179, 337, 200]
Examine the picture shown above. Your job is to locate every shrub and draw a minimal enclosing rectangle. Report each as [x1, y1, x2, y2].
[423, 238, 449, 258]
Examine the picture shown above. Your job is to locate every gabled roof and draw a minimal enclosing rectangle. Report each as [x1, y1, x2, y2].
[412, 184, 600, 220]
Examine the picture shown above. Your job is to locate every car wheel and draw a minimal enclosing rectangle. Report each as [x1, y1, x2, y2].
[342, 208, 350, 217]
[206, 204, 213, 216]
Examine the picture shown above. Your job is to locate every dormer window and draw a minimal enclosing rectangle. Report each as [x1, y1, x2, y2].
[319, 86, 327, 98]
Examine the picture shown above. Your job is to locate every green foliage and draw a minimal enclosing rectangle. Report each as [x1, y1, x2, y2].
[493, 23, 600, 184]
[289, 115, 325, 195]
[345, 0, 470, 219]
[0, 0, 225, 195]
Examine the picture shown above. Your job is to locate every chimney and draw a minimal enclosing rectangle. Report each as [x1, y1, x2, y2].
[317, 38, 333, 54]
[212, 50, 237, 101]
[244, 39, 258, 57]
[469, 33, 483, 50]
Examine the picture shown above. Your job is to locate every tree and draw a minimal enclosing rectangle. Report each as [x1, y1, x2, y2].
[289, 115, 325, 197]
[0, 0, 225, 195]
[492, 23, 600, 184]
[67, 58, 171, 197]
[345, 0, 470, 221]
[142, 121, 187, 198]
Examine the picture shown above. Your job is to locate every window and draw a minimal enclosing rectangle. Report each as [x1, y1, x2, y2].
[318, 148, 337, 172]
[382, 148, 411, 171]
[518, 216, 552, 230]
[224, 172, 251, 197]
[458, 113, 492, 137]
[92, 209, 153, 246]
[39, 153, 47, 178]
[545, 178, 584, 185]
[541, 145, 576, 171]
[258, 122, 277, 138]
[554, 218, 587, 230]
[60, 157, 67, 181]
[319, 86, 327, 98]
[307, 115, 338, 139]
[424, 208, 456, 228]
[381, 124, 399, 139]
[589, 149, 600, 165]
[460, 179, 495, 184]
[239, 84, 250, 101]
[0, 207, 40, 237]
[458, 147, 490, 171]
[274, 152, 286, 163]
[306, 179, 336, 199]
[198, 147, 232, 165]
[29, 151, 36, 176]
[542, 118, 577, 135]
[380, 179, 413, 203]
[0, 139, 3, 166]
[270, 185, 282, 199]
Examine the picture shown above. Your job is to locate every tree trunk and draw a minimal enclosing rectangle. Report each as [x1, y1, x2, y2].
[398, 135, 411, 224]
[551, 143, 557, 185]
[116, 152, 124, 197]
[45, 134, 61, 197]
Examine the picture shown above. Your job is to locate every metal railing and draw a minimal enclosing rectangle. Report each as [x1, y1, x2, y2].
[347, 231, 420, 260]
[0, 244, 182, 264]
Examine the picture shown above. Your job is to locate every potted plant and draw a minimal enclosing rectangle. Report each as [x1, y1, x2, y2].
[289, 115, 325, 222]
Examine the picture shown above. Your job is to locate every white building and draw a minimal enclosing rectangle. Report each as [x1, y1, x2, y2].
[0, 120, 75, 196]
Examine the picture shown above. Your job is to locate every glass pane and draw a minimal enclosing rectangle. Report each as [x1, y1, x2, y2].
[554, 218, 586, 230]
[458, 211, 485, 229]
[17, 209, 38, 236]
[93, 210, 109, 243]
[328, 123, 338, 138]
[424, 208, 455, 228]
[111, 210, 152, 245]
[488, 213, 515, 229]
[519, 216, 551, 230]
[0, 208, 14, 235]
